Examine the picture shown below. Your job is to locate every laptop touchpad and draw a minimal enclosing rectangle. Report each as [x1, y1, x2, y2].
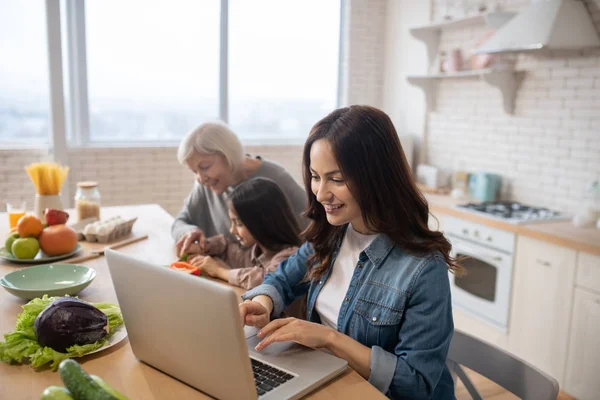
[246, 334, 302, 356]
[244, 325, 260, 339]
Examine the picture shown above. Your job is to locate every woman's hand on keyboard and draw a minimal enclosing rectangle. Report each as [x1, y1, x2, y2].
[254, 318, 336, 351]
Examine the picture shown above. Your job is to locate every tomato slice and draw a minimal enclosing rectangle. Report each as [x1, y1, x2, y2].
[169, 261, 200, 276]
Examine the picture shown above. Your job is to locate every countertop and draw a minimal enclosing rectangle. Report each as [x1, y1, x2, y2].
[425, 194, 600, 256]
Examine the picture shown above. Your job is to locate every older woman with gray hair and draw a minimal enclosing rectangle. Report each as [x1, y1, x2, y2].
[172, 121, 307, 256]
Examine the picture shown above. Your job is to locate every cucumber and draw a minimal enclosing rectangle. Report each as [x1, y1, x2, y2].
[58, 359, 117, 400]
[91, 375, 129, 400]
[40, 386, 74, 400]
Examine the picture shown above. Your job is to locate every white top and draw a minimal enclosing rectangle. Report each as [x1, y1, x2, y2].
[315, 224, 377, 330]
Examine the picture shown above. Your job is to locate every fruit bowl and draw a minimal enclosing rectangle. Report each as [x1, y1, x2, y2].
[0, 243, 83, 264]
[0, 263, 95, 300]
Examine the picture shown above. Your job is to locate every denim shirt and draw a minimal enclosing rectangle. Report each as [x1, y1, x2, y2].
[243, 231, 456, 400]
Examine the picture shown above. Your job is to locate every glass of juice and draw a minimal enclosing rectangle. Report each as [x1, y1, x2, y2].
[7, 201, 27, 229]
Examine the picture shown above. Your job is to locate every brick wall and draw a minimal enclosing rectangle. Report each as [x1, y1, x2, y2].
[1, 145, 302, 218]
[343, 0, 387, 107]
[0, 149, 52, 207]
[427, 0, 600, 213]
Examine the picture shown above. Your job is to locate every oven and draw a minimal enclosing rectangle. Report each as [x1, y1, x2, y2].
[445, 216, 516, 331]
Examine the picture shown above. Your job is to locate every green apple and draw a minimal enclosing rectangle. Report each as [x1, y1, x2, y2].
[4, 233, 20, 255]
[11, 237, 40, 259]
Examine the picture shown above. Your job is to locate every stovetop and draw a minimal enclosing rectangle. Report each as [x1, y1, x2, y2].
[456, 201, 571, 225]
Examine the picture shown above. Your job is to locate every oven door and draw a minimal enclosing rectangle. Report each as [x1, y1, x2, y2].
[448, 235, 513, 331]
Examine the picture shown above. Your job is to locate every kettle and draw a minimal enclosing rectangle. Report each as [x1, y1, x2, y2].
[468, 173, 502, 202]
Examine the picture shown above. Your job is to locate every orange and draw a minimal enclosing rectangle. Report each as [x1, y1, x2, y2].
[38, 224, 78, 256]
[16, 215, 44, 238]
[9, 226, 18, 234]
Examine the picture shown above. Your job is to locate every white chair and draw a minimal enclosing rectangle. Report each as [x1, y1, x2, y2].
[447, 330, 559, 400]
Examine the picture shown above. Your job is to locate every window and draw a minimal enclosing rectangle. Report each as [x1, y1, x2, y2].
[0, 1, 51, 143]
[0, 0, 341, 146]
[229, 0, 340, 144]
[85, 0, 220, 142]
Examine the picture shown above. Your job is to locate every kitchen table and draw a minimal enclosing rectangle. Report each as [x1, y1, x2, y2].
[0, 204, 384, 400]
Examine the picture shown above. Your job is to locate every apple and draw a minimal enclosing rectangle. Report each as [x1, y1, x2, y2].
[44, 208, 69, 226]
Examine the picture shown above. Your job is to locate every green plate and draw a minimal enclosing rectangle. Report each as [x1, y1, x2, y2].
[0, 243, 82, 264]
[0, 263, 96, 300]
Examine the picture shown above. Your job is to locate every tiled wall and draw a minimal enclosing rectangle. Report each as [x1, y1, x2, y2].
[427, 0, 600, 213]
[0, 0, 387, 219]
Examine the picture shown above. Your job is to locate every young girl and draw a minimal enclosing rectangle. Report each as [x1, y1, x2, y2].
[239, 105, 461, 399]
[187, 177, 302, 290]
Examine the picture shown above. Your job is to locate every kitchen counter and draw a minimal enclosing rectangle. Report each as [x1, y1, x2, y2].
[425, 194, 600, 256]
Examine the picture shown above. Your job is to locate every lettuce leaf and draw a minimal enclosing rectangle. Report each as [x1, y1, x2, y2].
[0, 295, 124, 371]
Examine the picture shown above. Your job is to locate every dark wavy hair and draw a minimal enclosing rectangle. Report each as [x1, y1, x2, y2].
[301, 105, 462, 281]
[230, 177, 301, 252]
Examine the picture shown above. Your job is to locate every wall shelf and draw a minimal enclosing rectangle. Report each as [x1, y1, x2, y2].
[407, 69, 522, 114]
[410, 11, 516, 68]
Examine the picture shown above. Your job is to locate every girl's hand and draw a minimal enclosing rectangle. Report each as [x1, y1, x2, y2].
[239, 300, 271, 328]
[176, 229, 205, 257]
[254, 318, 337, 351]
[189, 255, 229, 281]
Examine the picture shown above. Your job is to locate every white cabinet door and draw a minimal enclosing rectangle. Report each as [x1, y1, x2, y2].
[576, 252, 600, 293]
[564, 288, 600, 400]
[508, 236, 577, 385]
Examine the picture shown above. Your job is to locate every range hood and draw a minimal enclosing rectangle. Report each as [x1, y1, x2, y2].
[476, 0, 600, 54]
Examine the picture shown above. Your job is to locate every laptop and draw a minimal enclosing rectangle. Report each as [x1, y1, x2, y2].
[105, 249, 348, 400]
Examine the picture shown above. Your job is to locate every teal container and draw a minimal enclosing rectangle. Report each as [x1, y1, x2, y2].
[468, 173, 502, 202]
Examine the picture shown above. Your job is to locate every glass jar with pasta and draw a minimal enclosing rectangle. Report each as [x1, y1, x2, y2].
[75, 181, 101, 221]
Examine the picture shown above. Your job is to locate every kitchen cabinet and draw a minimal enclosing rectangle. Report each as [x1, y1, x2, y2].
[564, 287, 600, 400]
[508, 236, 577, 385]
[576, 252, 600, 294]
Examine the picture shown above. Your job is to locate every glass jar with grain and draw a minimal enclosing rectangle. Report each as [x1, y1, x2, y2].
[75, 181, 101, 221]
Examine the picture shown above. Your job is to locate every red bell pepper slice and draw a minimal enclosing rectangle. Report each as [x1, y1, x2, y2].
[169, 261, 200, 276]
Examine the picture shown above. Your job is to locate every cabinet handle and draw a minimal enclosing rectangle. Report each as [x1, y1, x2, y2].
[462, 229, 469, 235]
[492, 256, 503, 262]
[486, 236, 493, 242]
[474, 230, 480, 238]
[536, 259, 551, 267]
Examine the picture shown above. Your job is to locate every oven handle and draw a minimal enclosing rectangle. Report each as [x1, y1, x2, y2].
[451, 240, 505, 264]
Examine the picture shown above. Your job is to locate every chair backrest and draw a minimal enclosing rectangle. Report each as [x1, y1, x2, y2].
[447, 329, 559, 400]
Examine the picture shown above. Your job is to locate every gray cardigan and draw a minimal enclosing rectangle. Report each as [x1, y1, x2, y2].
[171, 159, 307, 241]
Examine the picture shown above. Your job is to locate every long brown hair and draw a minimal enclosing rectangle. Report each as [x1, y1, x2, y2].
[301, 105, 462, 281]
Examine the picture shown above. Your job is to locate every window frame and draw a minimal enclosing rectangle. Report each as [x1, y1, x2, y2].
[4, 0, 342, 151]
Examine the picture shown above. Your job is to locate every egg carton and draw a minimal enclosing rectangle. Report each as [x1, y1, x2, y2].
[84, 217, 137, 243]
[71, 217, 100, 241]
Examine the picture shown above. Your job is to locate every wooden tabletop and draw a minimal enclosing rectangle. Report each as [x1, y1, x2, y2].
[0, 204, 384, 400]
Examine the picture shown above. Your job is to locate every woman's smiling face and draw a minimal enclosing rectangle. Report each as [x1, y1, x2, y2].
[309, 139, 368, 233]
[185, 152, 233, 194]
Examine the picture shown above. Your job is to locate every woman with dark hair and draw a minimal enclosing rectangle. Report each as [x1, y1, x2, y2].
[186, 177, 302, 290]
[240, 105, 461, 399]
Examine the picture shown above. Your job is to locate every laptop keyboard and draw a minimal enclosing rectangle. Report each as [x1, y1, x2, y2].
[251, 358, 295, 396]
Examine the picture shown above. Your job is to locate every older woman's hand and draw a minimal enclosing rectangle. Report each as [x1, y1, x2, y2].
[175, 229, 206, 257]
